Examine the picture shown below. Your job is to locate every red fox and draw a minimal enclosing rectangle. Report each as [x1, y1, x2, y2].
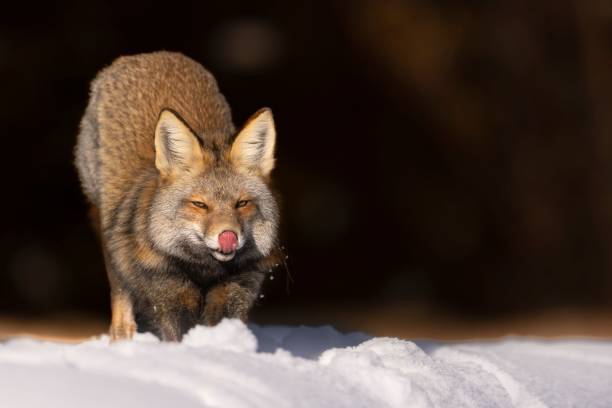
[74, 51, 280, 341]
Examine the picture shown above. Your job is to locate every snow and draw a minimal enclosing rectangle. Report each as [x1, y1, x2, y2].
[0, 319, 611, 408]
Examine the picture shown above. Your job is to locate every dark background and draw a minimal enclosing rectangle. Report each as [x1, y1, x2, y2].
[2, 1, 612, 325]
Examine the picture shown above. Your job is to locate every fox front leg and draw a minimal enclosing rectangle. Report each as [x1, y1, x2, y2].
[202, 282, 259, 326]
[156, 316, 183, 342]
[109, 290, 137, 341]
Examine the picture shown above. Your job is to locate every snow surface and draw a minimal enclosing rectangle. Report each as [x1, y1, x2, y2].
[1, 319, 611, 408]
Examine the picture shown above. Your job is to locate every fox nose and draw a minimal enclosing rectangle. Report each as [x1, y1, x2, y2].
[218, 230, 238, 254]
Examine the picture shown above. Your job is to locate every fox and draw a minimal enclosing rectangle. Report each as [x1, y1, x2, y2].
[74, 51, 281, 341]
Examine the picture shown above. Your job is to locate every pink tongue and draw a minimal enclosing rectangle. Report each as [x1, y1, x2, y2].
[218, 231, 238, 254]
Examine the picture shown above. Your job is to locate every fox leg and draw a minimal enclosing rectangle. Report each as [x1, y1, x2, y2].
[103, 243, 137, 341]
[202, 273, 264, 326]
[156, 316, 183, 342]
[109, 289, 136, 341]
[203, 282, 254, 325]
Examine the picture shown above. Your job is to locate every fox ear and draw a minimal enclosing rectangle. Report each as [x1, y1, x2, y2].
[154, 109, 204, 176]
[230, 108, 276, 178]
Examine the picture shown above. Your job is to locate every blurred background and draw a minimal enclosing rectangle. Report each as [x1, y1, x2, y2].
[1, 0, 612, 340]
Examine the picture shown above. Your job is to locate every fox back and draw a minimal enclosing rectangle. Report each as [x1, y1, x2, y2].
[75, 52, 280, 341]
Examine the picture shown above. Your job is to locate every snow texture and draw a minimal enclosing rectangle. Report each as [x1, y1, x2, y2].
[0, 319, 611, 408]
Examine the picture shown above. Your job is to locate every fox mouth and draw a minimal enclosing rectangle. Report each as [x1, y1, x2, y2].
[211, 249, 236, 262]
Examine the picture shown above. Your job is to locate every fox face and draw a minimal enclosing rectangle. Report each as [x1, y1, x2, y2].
[148, 108, 278, 266]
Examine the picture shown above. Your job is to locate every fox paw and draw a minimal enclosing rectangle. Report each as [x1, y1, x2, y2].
[203, 283, 252, 326]
[109, 320, 136, 342]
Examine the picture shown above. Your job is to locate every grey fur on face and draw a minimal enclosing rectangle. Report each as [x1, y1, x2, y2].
[148, 161, 278, 264]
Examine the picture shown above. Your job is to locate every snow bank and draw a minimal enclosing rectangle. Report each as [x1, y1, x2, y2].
[0, 319, 611, 408]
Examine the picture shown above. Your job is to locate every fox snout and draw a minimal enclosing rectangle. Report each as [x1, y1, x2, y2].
[204, 227, 243, 262]
[218, 230, 238, 254]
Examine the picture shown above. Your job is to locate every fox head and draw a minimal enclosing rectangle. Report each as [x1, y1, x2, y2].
[149, 108, 279, 266]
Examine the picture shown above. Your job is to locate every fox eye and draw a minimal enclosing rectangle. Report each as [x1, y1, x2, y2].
[191, 201, 208, 210]
[236, 200, 250, 209]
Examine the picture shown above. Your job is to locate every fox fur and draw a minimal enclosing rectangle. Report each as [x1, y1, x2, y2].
[75, 51, 280, 341]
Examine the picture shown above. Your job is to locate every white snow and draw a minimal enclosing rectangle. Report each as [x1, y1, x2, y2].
[0, 319, 611, 408]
